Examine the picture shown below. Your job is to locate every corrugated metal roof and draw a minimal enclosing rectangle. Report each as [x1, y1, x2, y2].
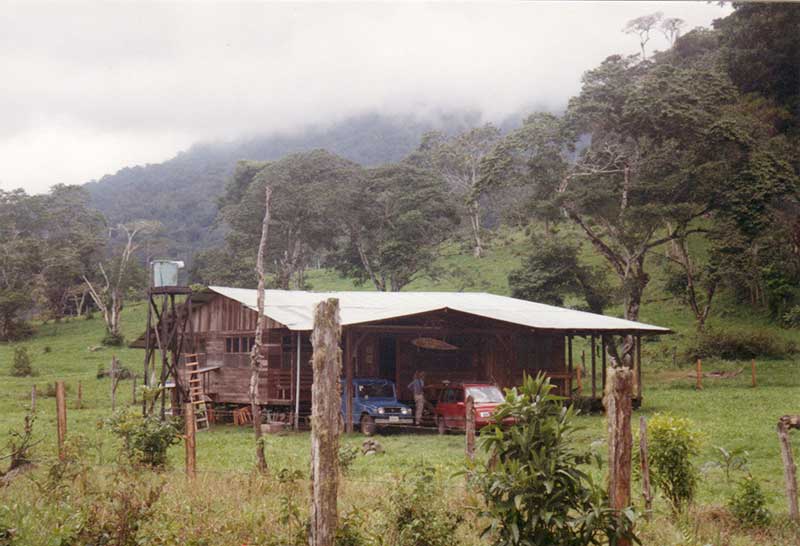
[207, 286, 671, 334]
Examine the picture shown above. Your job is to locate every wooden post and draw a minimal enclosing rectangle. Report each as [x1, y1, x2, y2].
[751, 359, 756, 388]
[695, 358, 703, 391]
[344, 329, 354, 434]
[295, 332, 301, 431]
[567, 335, 573, 398]
[310, 298, 342, 546]
[465, 395, 475, 462]
[591, 336, 597, 399]
[30, 385, 36, 413]
[778, 415, 800, 521]
[55, 381, 67, 461]
[184, 401, 197, 479]
[601, 336, 607, 391]
[604, 366, 633, 546]
[576, 364, 583, 397]
[111, 355, 118, 411]
[76, 381, 82, 409]
[639, 416, 653, 521]
[635, 335, 642, 400]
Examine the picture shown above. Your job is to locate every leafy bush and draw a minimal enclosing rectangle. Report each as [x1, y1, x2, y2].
[782, 305, 800, 328]
[387, 466, 461, 546]
[471, 373, 636, 545]
[107, 410, 180, 468]
[686, 328, 790, 360]
[9, 347, 36, 377]
[648, 413, 702, 512]
[728, 476, 771, 528]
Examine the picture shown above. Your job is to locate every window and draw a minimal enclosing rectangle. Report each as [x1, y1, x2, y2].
[225, 336, 256, 354]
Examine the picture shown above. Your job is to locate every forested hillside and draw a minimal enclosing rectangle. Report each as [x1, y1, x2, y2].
[84, 111, 494, 258]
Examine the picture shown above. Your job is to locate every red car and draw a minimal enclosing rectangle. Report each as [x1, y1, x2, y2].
[434, 382, 507, 434]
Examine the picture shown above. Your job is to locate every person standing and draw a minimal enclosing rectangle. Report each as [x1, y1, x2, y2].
[408, 371, 426, 425]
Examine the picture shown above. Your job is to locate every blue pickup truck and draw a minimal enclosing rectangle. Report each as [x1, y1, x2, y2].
[341, 378, 414, 435]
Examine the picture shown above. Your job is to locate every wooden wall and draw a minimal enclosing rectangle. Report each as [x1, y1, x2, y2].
[186, 294, 569, 406]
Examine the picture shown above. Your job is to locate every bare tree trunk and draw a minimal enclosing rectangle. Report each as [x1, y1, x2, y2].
[465, 395, 475, 461]
[250, 186, 272, 474]
[468, 201, 483, 258]
[309, 298, 342, 546]
[778, 415, 800, 521]
[605, 366, 633, 546]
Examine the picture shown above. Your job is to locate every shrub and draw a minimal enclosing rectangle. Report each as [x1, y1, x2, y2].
[686, 328, 790, 360]
[42, 345, 51, 354]
[782, 305, 800, 328]
[387, 466, 461, 546]
[107, 410, 180, 468]
[338, 445, 360, 475]
[9, 347, 36, 377]
[648, 413, 702, 512]
[102, 332, 125, 346]
[728, 476, 771, 528]
[471, 373, 636, 545]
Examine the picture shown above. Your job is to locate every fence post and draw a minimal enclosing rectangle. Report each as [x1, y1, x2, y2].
[751, 359, 756, 388]
[310, 298, 342, 546]
[778, 415, 800, 521]
[55, 381, 67, 461]
[605, 366, 633, 546]
[639, 416, 653, 521]
[77, 381, 82, 409]
[695, 358, 703, 391]
[465, 395, 475, 462]
[31, 385, 36, 413]
[185, 401, 197, 479]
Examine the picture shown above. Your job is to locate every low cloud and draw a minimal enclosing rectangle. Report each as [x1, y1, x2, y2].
[0, 1, 731, 193]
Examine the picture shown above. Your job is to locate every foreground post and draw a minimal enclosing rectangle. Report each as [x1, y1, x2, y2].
[778, 415, 800, 520]
[55, 381, 67, 460]
[605, 366, 633, 546]
[77, 381, 82, 409]
[465, 395, 475, 461]
[751, 359, 756, 388]
[31, 385, 36, 413]
[639, 416, 653, 520]
[310, 298, 342, 546]
[185, 401, 197, 479]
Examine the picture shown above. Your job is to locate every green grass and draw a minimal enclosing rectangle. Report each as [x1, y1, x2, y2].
[2, 230, 800, 544]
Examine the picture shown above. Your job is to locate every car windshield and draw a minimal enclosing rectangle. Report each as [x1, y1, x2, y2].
[466, 386, 504, 403]
[357, 382, 394, 399]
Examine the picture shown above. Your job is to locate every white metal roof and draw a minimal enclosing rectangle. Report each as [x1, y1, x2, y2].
[206, 286, 671, 334]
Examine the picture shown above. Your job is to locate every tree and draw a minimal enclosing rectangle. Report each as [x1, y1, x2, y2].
[660, 17, 684, 46]
[332, 162, 459, 291]
[84, 221, 159, 344]
[509, 235, 611, 314]
[221, 152, 363, 289]
[418, 124, 502, 257]
[623, 12, 663, 60]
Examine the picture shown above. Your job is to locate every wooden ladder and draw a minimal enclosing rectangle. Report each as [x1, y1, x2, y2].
[185, 355, 209, 431]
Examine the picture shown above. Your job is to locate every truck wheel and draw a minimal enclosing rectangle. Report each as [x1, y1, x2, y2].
[360, 414, 376, 436]
[437, 416, 446, 435]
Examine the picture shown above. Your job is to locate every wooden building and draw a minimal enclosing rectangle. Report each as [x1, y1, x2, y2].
[135, 286, 670, 428]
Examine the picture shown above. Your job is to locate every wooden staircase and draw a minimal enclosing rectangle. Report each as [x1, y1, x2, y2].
[185, 355, 210, 431]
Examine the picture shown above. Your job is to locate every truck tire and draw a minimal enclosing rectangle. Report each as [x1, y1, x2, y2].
[437, 416, 446, 435]
[360, 414, 376, 436]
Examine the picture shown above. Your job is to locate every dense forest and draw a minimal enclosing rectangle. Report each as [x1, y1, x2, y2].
[1, 3, 798, 345]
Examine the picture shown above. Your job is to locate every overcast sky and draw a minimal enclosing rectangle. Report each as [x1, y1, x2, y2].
[0, 1, 732, 194]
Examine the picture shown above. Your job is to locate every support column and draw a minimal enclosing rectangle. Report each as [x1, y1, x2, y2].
[567, 335, 573, 398]
[636, 335, 643, 400]
[591, 335, 597, 399]
[345, 329, 354, 433]
[295, 331, 301, 431]
[601, 335, 607, 392]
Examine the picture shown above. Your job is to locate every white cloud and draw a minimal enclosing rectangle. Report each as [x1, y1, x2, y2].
[0, 1, 732, 193]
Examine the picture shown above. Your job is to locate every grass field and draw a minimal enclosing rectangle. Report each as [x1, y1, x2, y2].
[2, 232, 800, 544]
